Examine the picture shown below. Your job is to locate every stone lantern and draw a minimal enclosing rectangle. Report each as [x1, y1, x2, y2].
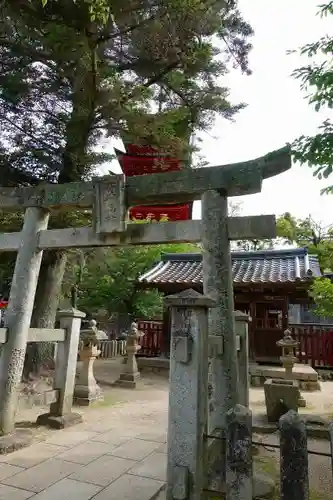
[276, 328, 299, 379]
[115, 321, 144, 388]
[74, 319, 107, 406]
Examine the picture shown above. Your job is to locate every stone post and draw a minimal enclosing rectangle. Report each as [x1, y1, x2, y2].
[0, 207, 49, 436]
[37, 307, 86, 428]
[279, 410, 309, 500]
[202, 190, 239, 433]
[235, 311, 251, 408]
[165, 289, 216, 500]
[115, 322, 144, 388]
[226, 404, 253, 500]
[74, 319, 104, 405]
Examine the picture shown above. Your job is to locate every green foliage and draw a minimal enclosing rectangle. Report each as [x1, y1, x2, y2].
[234, 239, 274, 252]
[309, 277, 333, 318]
[276, 212, 333, 271]
[0, 0, 253, 185]
[291, 2, 333, 193]
[64, 243, 198, 319]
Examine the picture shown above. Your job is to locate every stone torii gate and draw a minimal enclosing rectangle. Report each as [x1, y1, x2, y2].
[0, 146, 291, 437]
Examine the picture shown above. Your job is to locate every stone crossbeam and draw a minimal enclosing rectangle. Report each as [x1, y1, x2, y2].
[0, 147, 290, 211]
[0, 215, 276, 251]
[0, 328, 66, 344]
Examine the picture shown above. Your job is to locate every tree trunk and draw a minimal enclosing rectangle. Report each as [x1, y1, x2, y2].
[22, 42, 96, 378]
[23, 250, 67, 379]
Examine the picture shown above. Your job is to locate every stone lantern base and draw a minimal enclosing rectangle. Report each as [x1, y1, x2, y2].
[115, 371, 140, 389]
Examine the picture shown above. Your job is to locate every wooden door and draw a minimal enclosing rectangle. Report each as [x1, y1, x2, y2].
[252, 302, 285, 362]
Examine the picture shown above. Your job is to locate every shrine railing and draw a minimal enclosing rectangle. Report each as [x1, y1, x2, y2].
[290, 323, 333, 368]
[98, 339, 127, 359]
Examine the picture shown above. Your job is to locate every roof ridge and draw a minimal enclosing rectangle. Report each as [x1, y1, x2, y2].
[161, 247, 310, 262]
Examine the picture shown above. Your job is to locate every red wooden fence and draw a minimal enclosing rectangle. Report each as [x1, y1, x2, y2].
[137, 320, 163, 357]
[290, 323, 333, 368]
[136, 319, 333, 367]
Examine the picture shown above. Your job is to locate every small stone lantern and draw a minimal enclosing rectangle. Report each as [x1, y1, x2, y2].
[276, 329, 299, 379]
[115, 321, 144, 388]
[74, 319, 107, 406]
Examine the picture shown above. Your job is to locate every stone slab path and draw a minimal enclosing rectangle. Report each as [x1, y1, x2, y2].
[0, 386, 169, 500]
[1, 360, 333, 500]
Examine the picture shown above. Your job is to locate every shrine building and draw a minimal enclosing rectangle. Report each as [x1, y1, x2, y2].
[138, 247, 324, 363]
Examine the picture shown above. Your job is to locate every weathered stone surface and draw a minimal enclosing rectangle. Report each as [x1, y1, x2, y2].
[202, 191, 238, 433]
[36, 412, 83, 429]
[93, 175, 126, 235]
[0, 207, 49, 435]
[235, 311, 251, 408]
[126, 146, 291, 204]
[226, 404, 253, 500]
[165, 290, 212, 500]
[1, 457, 81, 493]
[0, 430, 33, 455]
[252, 413, 332, 440]
[37, 220, 202, 250]
[0, 215, 278, 253]
[279, 410, 309, 500]
[264, 379, 300, 423]
[0, 147, 291, 211]
[74, 344, 103, 405]
[52, 308, 86, 416]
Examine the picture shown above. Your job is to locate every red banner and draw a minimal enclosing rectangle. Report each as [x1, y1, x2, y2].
[115, 144, 192, 222]
[130, 204, 192, 222]
[115, 149, 180, 177]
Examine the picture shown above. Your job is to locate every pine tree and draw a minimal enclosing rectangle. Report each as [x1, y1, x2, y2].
[0, 0, 253, 373]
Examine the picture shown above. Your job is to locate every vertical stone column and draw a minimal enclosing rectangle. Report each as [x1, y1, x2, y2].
[202, 190, 239, 433]
[226, 404, 253, 500]
[37, 307, 86, 428]
[279, 410, 309, 500]
[0, 207, 49, 436]
[165, 289, 215, 500]
[235, 311, 251, 408]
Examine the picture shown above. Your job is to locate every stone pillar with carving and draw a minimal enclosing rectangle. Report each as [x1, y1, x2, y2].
[74, 319, 106, 406]
[115, 321, 144, 388]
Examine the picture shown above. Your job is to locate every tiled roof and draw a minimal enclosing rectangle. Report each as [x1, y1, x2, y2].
[139, 248, 321, 286]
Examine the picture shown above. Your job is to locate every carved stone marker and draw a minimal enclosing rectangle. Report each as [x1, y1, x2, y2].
[165, 289, 216, 500]
[93, 175, 126, 235]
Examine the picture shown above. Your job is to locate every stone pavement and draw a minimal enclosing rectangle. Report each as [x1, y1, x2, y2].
[0, 393, 169, 500]
[0, 360, 333, 500]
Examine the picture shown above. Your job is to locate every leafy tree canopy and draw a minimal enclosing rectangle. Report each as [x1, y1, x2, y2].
[0, 0, 253, 186]
[276, 212, 333, 272]
[291, 1, 333, 193]
[63, 242, 199, 319]
[309, 277, 333, 318]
